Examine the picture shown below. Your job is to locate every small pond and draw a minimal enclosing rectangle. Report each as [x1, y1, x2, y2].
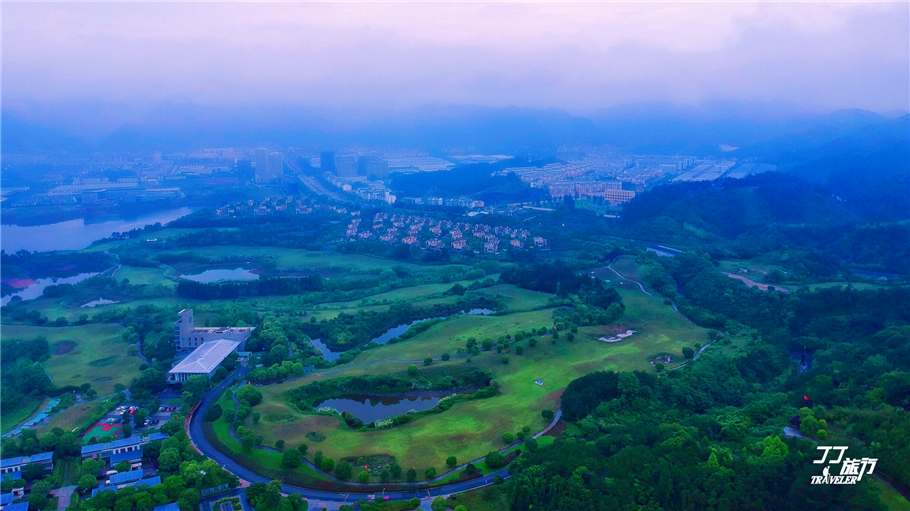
[82, 298, 120, 308]
[181, 268, 260, 283]
[1, 272, 99, 307]
[314, 393, 452, 423]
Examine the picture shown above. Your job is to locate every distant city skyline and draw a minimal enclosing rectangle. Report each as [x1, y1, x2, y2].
[3, 2, 908, 119]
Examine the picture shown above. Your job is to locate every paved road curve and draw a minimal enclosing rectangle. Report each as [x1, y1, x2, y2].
[188, 365, 562, 506]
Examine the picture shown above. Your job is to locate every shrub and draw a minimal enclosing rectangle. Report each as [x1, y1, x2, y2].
[446, 456, 457, 467]
[485, 451, 505, 469]
[502, 432, 513, 444]
[682, 347, 695, 359]
[321, 457, 335, 472]
[542, 409, 555, 421]
[407, 365, 418, 376]
[425, 466, 437, 479]
[441, 353, 451, 361]
[501, 355, 509, 364]
[464, 463, 478, 475]
[358, 471, 370, 483]
[424, 357, 433, 366]
[281, 449, 301, 468]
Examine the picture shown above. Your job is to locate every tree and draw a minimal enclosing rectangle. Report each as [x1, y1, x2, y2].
[655, 362, 665, 372]
[158, 448, 182, 472]
[22, 464, 46, 481]
[431, 497, 447, 511]
[424, 357, 433, 366]
[335, 462, 352, 480]
[425, 466, 437, 479]
[529, 338, 538, 347]
[503, 432, 514, 444]
[683, 347, 695, 359]
[455, 506, 467, 511]
[134, 408, 149, 426]
[542, 409, 555, 421]
[390, 463, 402, 478]
[281, 449, 301, 469]
[275, 439, 285, 450]
[379, 469, 390, 482]
[515, 345, 524, 355]
[524, 437, 538, 453]
[320, 457, 334, 473]
[501, 355, 509, 364]
[358, 471, 370, 483]
[441, 353, 451, 361]
[464, 463, 477, 475]
[297, 443, 308, 455]
[77, 474, 96, 494]
[28, 480, 52, 511]
[446, 456, 457, 467]
[485, 451, 504, 469]
[407, 365, 418, 376]
[406, 468, 417, 482]
[115, 461, 131, 473]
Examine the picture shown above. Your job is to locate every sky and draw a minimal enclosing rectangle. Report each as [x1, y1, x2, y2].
[3, 2, 909, 117]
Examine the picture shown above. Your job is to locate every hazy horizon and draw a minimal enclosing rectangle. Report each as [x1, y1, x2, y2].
[4, 2, 908, 123]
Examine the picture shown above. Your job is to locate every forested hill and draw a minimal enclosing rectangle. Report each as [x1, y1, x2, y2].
[736, 114, 910, 221]
[622, 173, 852, 239]
[620, 173, 909, 275]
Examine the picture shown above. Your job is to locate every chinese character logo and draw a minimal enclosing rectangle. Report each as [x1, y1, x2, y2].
[811, 446, 876, 485]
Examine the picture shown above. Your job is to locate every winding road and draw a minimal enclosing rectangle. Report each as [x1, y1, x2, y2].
[187, 364, 563, 507]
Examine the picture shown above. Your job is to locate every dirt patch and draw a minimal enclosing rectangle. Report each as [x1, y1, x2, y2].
[602, 323, 631, 333]
[544, 420, 568, 438]
[54, 340, 78, 355]
[723, 273, 790, 294]
[2, 278, 36, 289]
[305, 431, 326, 443]
[88, 356, 117, 367]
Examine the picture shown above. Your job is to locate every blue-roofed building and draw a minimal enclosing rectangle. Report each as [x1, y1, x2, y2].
[0, 452, 54, 479]
[146, 432, 168, 443]
[4, 503, 28, 511]
[134, 477, 161, 488]
[109, 469, 143, 488]
[91, 485, 117, 498]
[110, 451, 142, 471]
[1, 493, 15, 507]
[153, 503, 180, 511]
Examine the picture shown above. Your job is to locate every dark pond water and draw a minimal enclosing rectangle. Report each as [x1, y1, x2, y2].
[310, 308, 495, 361]
[1, 272, 99, 306]
[181, 268, 260, 283]
[0, 207, 196, 253]
[314, 393, 449, 423]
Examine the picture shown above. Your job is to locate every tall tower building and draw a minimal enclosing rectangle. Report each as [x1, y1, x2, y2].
[336, 156, 357, 178]
[254, 148, 269, 182]
[320, 151, 336, 173]
[268, 152, 283, 179]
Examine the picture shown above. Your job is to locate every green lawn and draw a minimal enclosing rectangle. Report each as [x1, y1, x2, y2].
[474, 284, 555, 312]
[1, 396, 48, 433]
[113, 265, 176, 288]
[233, 283, 708, 471]
[35, 399, 108, 436]
[1, 323, 141, 395]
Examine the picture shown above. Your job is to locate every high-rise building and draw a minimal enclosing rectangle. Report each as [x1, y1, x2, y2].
[320, 151, 336, 173]
[268, 153, 283, 178]
[254, 148, 269, 182]
[336, 156, 357, 178]
[358, 156, 390, 179]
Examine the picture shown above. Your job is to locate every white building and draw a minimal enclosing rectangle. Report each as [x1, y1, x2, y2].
[167, 339, 240, 383]
[174, 309, 253, 350]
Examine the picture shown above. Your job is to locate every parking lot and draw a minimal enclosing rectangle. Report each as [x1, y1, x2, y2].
[101, 404, 179, 432]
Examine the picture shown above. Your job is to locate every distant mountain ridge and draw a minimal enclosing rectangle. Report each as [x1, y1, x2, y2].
[2, 101, 899, 157]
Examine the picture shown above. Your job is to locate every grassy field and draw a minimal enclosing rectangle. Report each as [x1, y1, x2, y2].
[1, 323, 140, 395]
[236, 282, 708, 471]
[0, 396, 48, 433]
[142, 246, 469, 274]
[473, 284, 554, 312]
[35, 399, 108, 436]
[113, 265, 176, 288]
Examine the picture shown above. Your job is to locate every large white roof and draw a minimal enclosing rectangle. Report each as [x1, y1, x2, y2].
[169, 339, 240, 375]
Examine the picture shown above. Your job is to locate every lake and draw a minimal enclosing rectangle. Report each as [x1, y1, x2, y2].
[314, 393, 449, 423]
[1, 272, 98, 307]
[0, 207, 196, 253]
[181, 268, 260, 283]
